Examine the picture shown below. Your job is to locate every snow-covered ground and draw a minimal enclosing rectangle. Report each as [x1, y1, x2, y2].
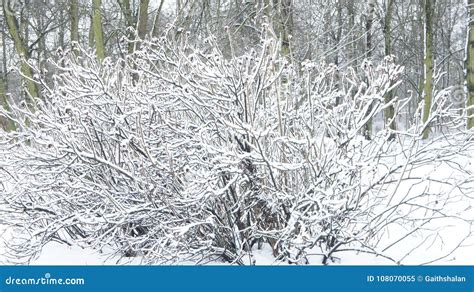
[1, 137, 473, 265]
[1, 227, 471, 265]
[1, 152, 473, 266]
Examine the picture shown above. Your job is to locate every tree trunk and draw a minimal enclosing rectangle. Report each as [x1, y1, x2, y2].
[384, 0, 397, 140]
[364, 0, 376, 140]
[2, 1, 38, 107]
[151, 0, 165, 37]
[176, 0, 182, 25]
[422, 0, 435, 139]
[59, 8, 65, 48]
[467, 0, 474, 129]
[92, 0, 106, 61]
[0, 74, 13, 131]
[88, 15, 95, 48]
[366, 0, 375, 58]
[417, 17, 425, 115]
[277, 0, 293, 58]
[0, 25, 14, 131]
[135, 0, 150, 51]
[117, 0, 135, 54]
[38, 14, 47, 76]
[347, 0, 355, 66]
[71, 0, 80, 44]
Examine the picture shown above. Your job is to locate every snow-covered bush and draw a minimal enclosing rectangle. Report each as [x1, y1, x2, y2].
[0, 31, 472, 264]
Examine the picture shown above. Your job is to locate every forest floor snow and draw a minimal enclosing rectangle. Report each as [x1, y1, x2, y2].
[1, 139, 473, 265]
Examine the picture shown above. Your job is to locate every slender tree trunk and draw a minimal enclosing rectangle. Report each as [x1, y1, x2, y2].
[151, 0, 165, 37]
[38, 14, 47, 74]
[135, 0, 150, 51]
[117, 0, 135, 54]
[277, 0, 293, 58]
[117, 0, 134, 29]
[71, 0, 80, 44]
[20, 5, 28, 50]
[88, 15, 95, 48]
[335, 2, 343, 66]
[0, 25, 14, 131]
[467, 0, 474, 129]
[0, 75, 13, 131]
[411, 1, 424, 126]
[334, 2, 343, 106]
[92, 0, 106, 61]
[384, 0, 397, 140]
[59, 8, 65, 48]
[216, 0, 222, 29]
[364, 0, 376, 140]
[2, 1, 38, 106]
[347, 0, 355, 66]
[422, 0, 435, 139]
[1, 26, 6, 78]
[176, 0, 182, 25]
[366, 0, 375, 58]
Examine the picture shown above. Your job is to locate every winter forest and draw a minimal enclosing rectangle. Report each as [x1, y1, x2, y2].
[0, 0, 474, 265]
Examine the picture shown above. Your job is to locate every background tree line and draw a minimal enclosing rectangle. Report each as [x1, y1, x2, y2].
[0, 0, 472, 136]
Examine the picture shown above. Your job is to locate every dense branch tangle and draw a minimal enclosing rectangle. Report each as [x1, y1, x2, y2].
[0, 29, 472, 265]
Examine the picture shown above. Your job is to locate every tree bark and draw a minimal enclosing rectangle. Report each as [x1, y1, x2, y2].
[384, 0, 397, 140]
[347, 0, 355, 66]
[467, 0, 474, 129]
[59, 7, 65, 48]
[117, 0, 135, 54]
[151, 0, 165, 37]
[364, 0, 376, 140]
[366, 0, 376, 58]
[135, 0, 150, 51]
[0, 25, 14, 130]
[71, 0, 80, 44]
[88, 15, 95, 48]
[277, 0, 293, 58]
[92, 0, 106, 61]
[2, 1, 39, 107]
[422, 0, 435, 139]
